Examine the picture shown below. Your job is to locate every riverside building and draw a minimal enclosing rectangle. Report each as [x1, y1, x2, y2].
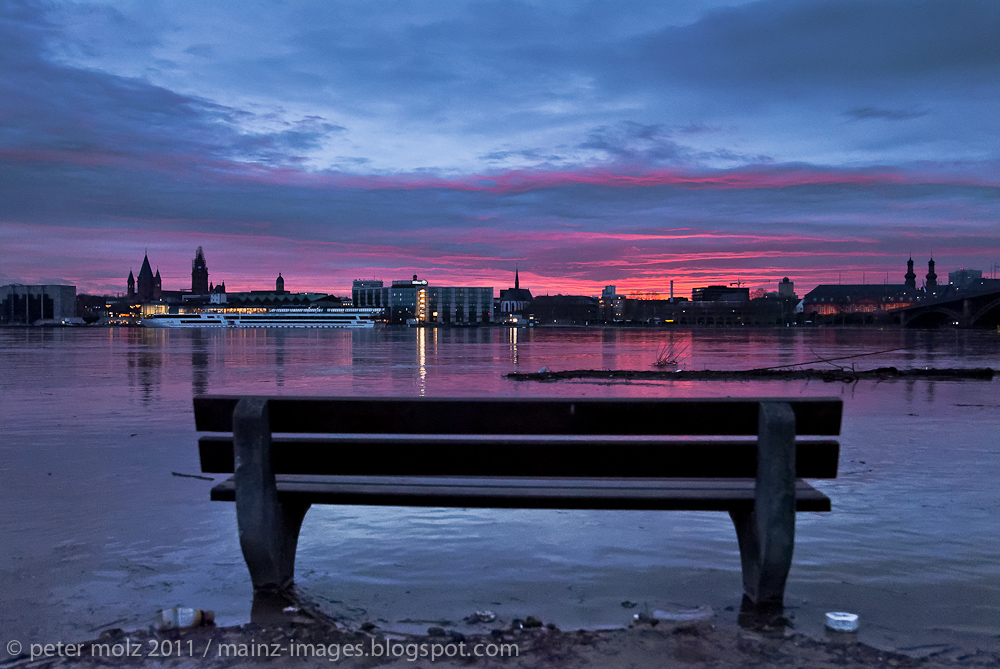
[1, 284, 76, 325]
[802, 257, 929, 323]
[354, 276, 494, 324]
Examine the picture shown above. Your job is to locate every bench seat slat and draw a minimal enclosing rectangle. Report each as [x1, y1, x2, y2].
[208, 475, 832, 512]
[194, 396, 843, 436]
[199, 436, 840, 478]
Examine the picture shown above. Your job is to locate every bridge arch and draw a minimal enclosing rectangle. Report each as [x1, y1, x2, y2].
[972, 296, 1000, 327]
[904, 306, 964, 328]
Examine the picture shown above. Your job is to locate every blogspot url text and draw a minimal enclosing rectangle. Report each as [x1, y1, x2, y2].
[11, 637, 520, 663]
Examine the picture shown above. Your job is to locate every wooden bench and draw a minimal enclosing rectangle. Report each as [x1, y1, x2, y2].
[194, 396, 842, 615]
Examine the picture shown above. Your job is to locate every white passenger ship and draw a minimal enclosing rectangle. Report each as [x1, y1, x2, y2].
[140, 307, 383, 329]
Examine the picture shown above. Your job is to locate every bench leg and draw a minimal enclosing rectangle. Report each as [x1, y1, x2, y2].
[233, 397, 310, 592]
[730, 401, 797, 613]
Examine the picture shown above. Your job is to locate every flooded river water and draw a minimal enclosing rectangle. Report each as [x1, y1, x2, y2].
[1, 326, 998, 657]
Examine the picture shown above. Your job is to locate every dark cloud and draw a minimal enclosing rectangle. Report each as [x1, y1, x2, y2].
[845, 107, 929, 121]
[697, 149, 775, 164]
[0, 2, 347, 171]
[629, 0, 1000, 90]
[479, 148, 565, 164]
[333, 156, 372, 166]
[677, 124, 724, 135]
[231, 118, 346, 164]
[182, 44, 215, 59]
[578, 122, 686, 163]
[16, 0, 996, 170]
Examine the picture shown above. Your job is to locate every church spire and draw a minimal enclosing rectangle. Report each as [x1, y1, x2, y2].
[904, 256, 916, 290]
[192, 246, 209, 295]
[515, 265, 519, 291]
[136, 252, 155, 303]
[926, 257, 938, 290]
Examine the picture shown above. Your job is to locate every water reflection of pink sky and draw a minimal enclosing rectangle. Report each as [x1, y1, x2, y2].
[2, 327, 998, 655]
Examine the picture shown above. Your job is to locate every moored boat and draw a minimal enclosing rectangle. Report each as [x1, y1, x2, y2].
[140, 307, 383, 328]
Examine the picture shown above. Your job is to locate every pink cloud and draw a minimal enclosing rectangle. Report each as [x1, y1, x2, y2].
[4, 198, 997, 297]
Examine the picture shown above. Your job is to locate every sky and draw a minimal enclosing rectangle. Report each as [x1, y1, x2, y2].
[1, 0, 998, 298]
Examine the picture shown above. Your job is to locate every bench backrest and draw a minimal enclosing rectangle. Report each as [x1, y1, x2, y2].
[195, 396, 841, 479]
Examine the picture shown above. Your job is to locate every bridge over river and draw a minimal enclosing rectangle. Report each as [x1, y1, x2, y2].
[891, 288, 1000, 328]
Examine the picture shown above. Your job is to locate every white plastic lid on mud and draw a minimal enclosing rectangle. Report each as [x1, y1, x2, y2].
[825, 611, 860, 632]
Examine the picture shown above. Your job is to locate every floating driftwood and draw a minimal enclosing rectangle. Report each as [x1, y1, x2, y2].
[505, 367, 995, 382]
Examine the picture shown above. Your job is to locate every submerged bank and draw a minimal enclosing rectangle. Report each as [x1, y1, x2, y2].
[506, 367, 995, 382]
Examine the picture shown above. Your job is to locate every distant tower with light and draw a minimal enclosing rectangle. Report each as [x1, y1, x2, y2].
[192, 247, 209, 295]
[778, 277, 795, 298]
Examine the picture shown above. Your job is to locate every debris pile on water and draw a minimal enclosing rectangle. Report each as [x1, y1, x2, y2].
[506, 367, 995, 382]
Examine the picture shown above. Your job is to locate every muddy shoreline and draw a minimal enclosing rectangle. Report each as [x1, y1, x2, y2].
[8, 615, 999, 669]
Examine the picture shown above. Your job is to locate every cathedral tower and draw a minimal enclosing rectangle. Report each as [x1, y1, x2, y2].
[192, 247, 209, 295]
[137, 253, 155, 303]
[926, 258, 938, 290]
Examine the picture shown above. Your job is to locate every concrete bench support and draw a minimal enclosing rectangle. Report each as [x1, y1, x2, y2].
[729, 401, 796, 611]
[233, 398, 310, 592]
